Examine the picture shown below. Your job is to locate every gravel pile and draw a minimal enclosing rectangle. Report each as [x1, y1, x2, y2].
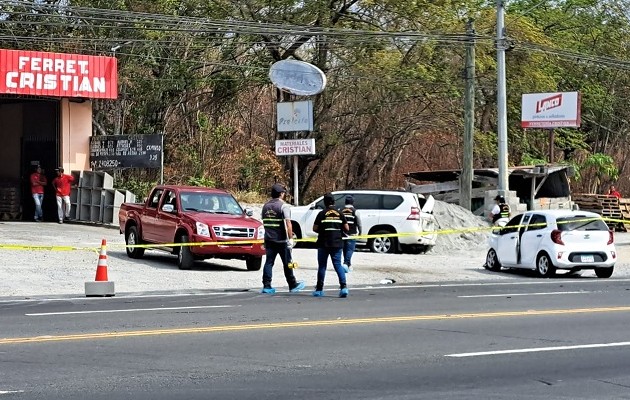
[429, 201, 491, 253]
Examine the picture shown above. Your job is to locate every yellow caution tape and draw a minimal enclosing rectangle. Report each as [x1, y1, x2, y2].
[0, 217, 624, 251]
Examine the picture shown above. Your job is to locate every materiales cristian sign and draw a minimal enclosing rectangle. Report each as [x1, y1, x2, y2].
[521, 91, 581, 128]
[0, 49, 118, 99]
[275, 139, 316, 156]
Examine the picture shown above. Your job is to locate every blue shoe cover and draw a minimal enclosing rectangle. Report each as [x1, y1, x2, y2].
[312, 290, 324, 297]
[339, 288, 349, 298]
[290, 281, 306, 293]
[261, 287, 276, 294]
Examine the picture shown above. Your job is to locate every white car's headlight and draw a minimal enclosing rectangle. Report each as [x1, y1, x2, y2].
[196, 222, 210, 237]
[257, 226, 265, 239]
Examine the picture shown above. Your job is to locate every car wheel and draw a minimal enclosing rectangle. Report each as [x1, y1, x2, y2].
[536, 253, 556, 278]
[246, 257, 262, 271]
[595, 266, 614, 278]
[485, 249, 501, 271]
[125, 226, 145, 259]
[369, 230, 397, 254]
[177, 234, 194, 270]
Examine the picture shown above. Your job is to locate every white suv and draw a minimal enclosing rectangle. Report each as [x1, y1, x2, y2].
[290, 190, 436, 254]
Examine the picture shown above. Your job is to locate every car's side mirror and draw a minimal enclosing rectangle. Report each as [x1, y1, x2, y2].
[244, 208, 254, 217]
[162, 204, 175, 213]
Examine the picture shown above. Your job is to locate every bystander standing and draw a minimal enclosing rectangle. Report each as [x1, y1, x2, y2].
[30, 165, 47, 222]
[52, 167, 74, 224]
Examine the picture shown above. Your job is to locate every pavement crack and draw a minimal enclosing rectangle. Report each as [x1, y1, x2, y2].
[535, 379, 554, 386]
[595, 379, 630, 389]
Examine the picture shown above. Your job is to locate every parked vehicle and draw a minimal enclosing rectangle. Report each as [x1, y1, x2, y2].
[119, 185, 265, 270]
[290, 190, 436, 254]
[485, 210, 616, 278]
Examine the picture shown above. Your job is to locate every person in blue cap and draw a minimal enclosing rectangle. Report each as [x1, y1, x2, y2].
[260, 183, 305, 294]
[312, 193, 350, 298]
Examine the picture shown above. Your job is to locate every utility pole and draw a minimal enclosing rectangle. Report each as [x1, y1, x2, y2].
[460, 18, 475, 211]
[496, 0, 509, 194]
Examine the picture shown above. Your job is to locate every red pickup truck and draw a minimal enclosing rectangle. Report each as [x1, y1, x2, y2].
[118, 185, 265, 271]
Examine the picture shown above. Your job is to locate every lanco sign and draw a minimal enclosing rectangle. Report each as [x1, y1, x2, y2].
[521, 92, 581, 128]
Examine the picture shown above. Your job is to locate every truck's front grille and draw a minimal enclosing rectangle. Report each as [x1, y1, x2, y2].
[213, 226, 255, 239]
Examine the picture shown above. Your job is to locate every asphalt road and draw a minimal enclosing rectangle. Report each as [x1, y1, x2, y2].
[2, 279, 630, 399]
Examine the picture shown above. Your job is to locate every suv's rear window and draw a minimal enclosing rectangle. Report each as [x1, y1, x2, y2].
[382, 195, 403, 210]
[556, 216, 609, 231]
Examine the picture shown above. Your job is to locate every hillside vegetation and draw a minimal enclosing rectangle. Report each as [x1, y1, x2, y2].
[2, 0, 629, 201]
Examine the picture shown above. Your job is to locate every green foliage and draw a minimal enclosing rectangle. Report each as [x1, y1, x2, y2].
[186, 176, 216, 188]
[118, 177, 157, 201]
[521, 154, 547, 166]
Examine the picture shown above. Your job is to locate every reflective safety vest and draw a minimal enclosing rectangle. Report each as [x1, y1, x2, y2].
[262, 199, 288, 242]
[340, 206, 359, 235]
[493, 202, 511, 222]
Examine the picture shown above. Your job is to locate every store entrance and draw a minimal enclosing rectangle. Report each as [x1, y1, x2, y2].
[0, 98, 60, 221]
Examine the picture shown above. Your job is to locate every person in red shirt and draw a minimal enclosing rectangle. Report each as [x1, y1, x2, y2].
[608, 185, 622, 199]
[52, 167, 75, 223]
[30, 165, 47, 222]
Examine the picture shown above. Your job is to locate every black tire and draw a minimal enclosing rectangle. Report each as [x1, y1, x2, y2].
[536, 253, 556, 278]
[369, 230, 397, 254]
[595, 266, 614, 278]
[177, 234, 194, 270]
[291, 222, 302, 242]
[246, 257, 262, 271]
[125, 225, 145, 259]
[485, 249, 501, 272]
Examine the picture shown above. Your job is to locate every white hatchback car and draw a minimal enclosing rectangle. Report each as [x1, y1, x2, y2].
[485, 210, 616, 278]
[290, 190, 436, 254]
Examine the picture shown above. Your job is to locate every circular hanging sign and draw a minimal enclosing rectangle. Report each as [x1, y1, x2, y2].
[269, 59, 327, 96]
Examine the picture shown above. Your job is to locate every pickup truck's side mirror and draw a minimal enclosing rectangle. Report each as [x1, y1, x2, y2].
[244, 208, 254, 217]
[162, 204, 175, 213]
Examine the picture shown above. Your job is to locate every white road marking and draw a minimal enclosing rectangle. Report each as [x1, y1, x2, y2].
[446, 341, 630, 358]
[0, 292, 238, 304]
[0, 390, 25, 394]
[26, 305, 237, 316]
[458, 291, 593, 298]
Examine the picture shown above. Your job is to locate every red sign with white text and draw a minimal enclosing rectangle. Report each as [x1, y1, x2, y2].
[0, 49, 117, 99]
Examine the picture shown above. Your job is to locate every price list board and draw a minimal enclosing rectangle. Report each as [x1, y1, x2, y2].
[89, 134, 162, 170]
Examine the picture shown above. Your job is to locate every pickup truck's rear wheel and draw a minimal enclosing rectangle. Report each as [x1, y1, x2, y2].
[125, 226, 145, 259]
[177, 234, 194, 270]
[246, 257, 262, 271]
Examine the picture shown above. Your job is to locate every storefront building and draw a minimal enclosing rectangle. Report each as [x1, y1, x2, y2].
[0, 48, 117, 220]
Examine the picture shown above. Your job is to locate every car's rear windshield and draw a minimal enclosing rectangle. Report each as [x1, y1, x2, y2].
[556, 216, 609, 231]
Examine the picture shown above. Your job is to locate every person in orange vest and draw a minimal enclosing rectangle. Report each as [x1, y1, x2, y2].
[52, 167, 75, 223]
[30, 165, 47, 222]
[607, 185, 622, 198]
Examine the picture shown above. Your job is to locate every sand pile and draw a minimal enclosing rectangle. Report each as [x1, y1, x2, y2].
[429, 200, 491, 253]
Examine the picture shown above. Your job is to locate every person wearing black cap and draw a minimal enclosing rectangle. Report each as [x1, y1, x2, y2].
[52, 167, 75, 223]
[260, 183, 305, 294]
[489, 195, 510, 225]
[312, 193, 350, 298]
[340, 195, 361, 272]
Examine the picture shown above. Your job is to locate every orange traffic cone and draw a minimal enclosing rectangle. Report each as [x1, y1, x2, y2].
[95, 239, 109, 281]
[85, 238, 115, 297]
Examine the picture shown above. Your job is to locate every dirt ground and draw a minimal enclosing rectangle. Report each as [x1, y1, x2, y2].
[1, 221, 629, 299]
